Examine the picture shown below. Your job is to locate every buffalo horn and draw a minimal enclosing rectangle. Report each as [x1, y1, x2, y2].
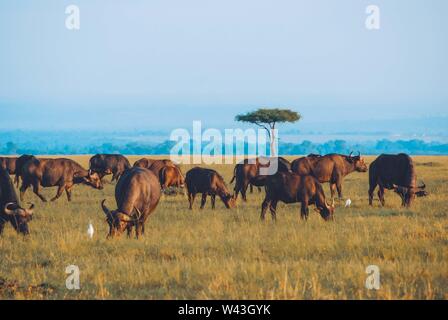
[4, 203, 16, 215]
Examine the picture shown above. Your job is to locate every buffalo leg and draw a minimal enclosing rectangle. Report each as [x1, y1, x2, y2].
[20, 183, 30, 202]
[200, 194, 207, 209]
[300, 202, 310, 221]
[368, 184, 377, 206]
[65, 184, 73, 202]
[336, 178, 343, 200]
[241, 182, 250, 201]
[188, 192, 196, 210]
[249, 184, 254, 193]
[32, 183, 47, 202]
[269, 200, 278, 221]
[378, 185, 385, 206]
[261, 197, 271, 220]
[233, 183, 240, 201]
[211, 194, 216, 209]
[126, 225, 133, 238]
[51, 185, 65, 202]
[330, 183, 337, 200]
[135, 223, 143, 239]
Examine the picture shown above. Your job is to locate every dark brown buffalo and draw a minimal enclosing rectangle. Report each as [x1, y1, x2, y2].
[101, 167, 161, 238]
[14, 155, 34, 187]
[230, 156, 291, 200]
[185, 167, 235, 210]
[20, 157, 103, 202]
[0, 157, 17, 175]
[291, 152, 368, 200]
[89, 154, 131, 182]
[253, 172, 335, 221]
[0, 166, 34, 235]
[369, 153, 427, 207]
[159, 166, 185, 190]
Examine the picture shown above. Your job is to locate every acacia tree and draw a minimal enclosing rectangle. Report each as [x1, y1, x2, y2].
[235, 108, 301, 156]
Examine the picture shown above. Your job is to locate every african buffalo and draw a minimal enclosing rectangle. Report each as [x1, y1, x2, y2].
[20, 157, 103, 202]
[291, 152, 368, 200]
[89, 154, 131, 182]
[368, 153, 427, 207]
[253, 172, 335, 221]
[230, 156, 292, 200]
[185, 167, 235, 210]
[0, 167, 34, 235]
[159, 165, 185, 190]
[14, 155, 34, 187]
[101, 167, 161, 238]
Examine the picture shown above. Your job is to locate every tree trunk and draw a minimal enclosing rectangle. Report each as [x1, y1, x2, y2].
[270, 124, 277, 156]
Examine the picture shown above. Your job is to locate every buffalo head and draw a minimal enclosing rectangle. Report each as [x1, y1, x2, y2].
[84, 171, 104, 190]
[101, 200, 140, 238]
[3, 203, 34, 235]
[348, 152, 368, 172]
[222, 193, 237, 209]
[317, 199, 335, 221]
[393, 182, 427, 207]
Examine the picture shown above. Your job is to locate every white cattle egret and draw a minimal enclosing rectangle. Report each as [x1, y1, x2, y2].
[87, 222, 94, 239]
[345, 199, 352, 208]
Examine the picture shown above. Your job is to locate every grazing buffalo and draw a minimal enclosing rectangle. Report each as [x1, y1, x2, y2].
[159, 166, 185, 190]
[101, 167, 161, 238]
[185, 167, 235, 210]
[0, 157, 17, 175]
[0, 167, 34, 235]
[20, 157, 103, 202]
[291, 152, 368, 200]
[368, 153, 427, 207]
[14, 155, 34, 187]
[230, 156, 291, 200]
[89, 154, 131, 182]
[253, 172, 335, 221]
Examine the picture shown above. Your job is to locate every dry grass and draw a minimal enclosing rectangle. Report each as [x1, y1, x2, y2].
[0, 156, 447, 300]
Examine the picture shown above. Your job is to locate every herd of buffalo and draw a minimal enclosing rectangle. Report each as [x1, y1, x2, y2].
[0, 152, 428, 238]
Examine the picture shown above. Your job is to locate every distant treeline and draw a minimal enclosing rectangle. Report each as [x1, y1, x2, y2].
[1, 139, 448, 156]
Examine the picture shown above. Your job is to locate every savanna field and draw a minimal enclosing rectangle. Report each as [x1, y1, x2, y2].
[0, 156, 447, 300]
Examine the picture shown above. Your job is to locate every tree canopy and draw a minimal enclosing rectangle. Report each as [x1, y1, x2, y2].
[235, 108, 301, 131]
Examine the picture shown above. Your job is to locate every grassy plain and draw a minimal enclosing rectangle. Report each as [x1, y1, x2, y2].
[0, 156, 447, 299]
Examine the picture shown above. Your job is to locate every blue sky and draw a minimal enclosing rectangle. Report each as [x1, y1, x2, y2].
[0, 0, 447, 133]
